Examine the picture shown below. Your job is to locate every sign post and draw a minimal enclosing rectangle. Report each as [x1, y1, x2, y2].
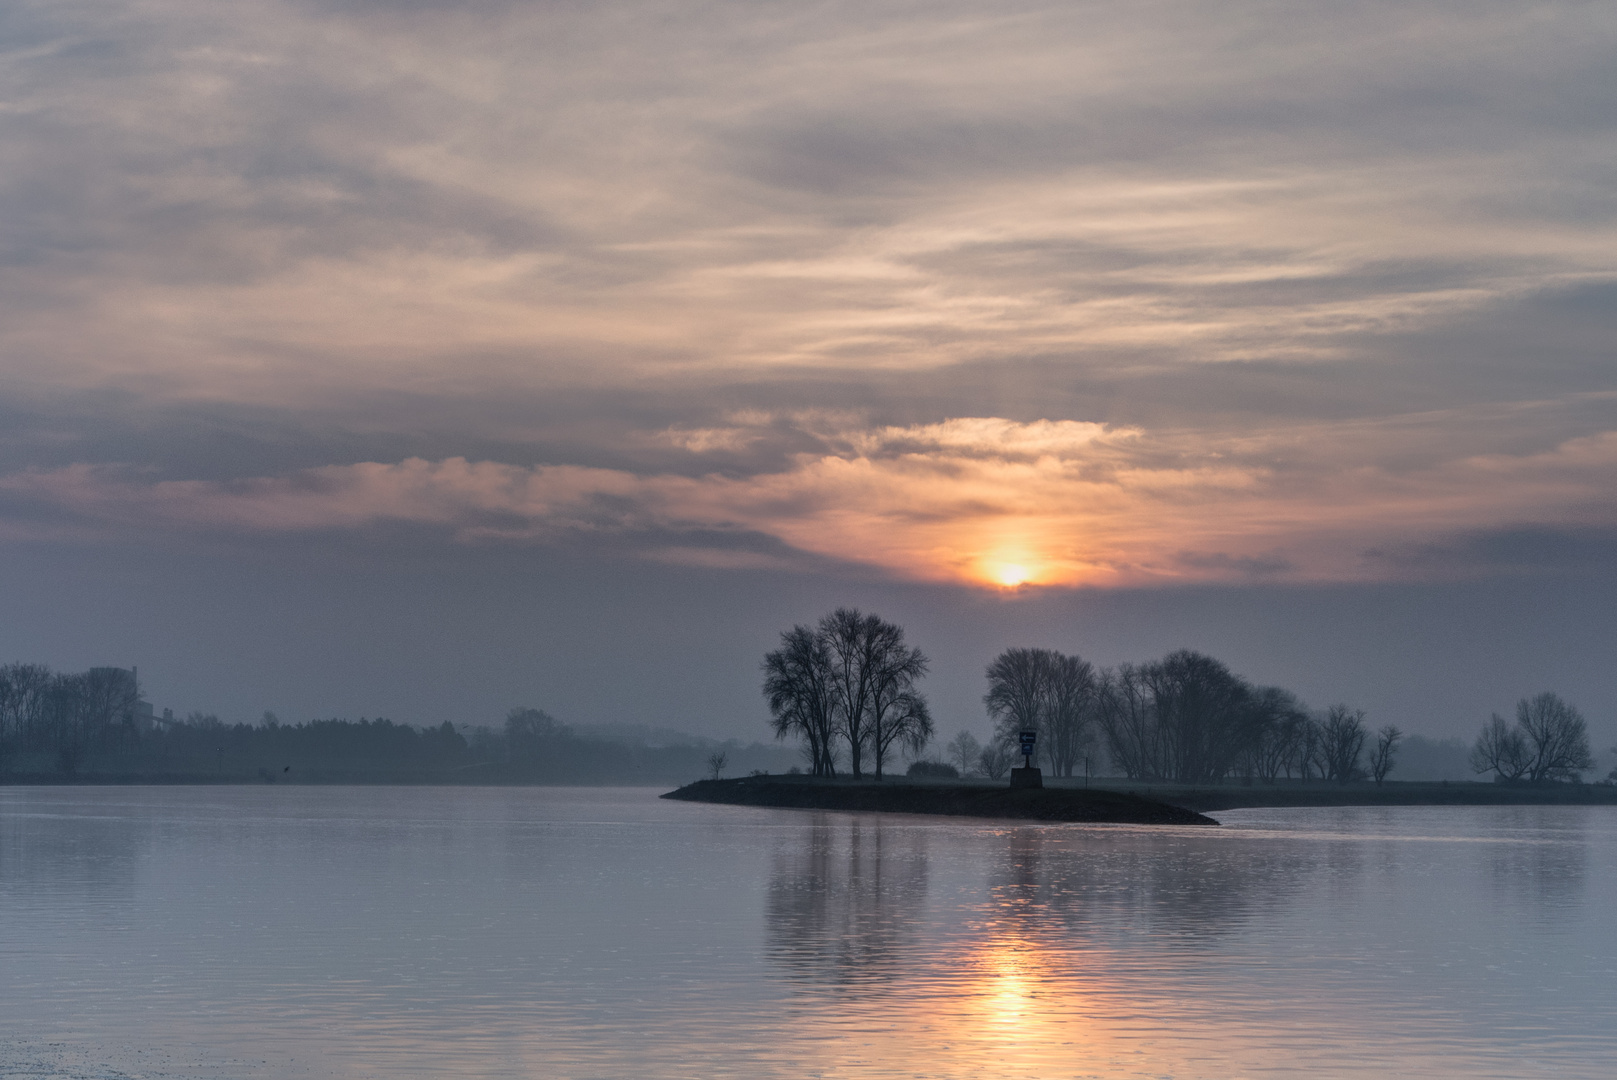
[1010, 730, 1042, 789]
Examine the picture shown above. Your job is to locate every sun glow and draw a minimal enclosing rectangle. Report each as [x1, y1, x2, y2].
[993, 562, 1032, 587]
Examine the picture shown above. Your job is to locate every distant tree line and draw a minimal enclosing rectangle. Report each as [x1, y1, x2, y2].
[0, 663, 141, 775]
[1, 662, 791, 783]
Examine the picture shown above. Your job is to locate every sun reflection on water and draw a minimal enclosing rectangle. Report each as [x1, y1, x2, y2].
[976, 935, 1042, 1028]
[3, 792, 1607, 1079]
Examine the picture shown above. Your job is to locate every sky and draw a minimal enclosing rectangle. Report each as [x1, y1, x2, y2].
[2, 0, 1615, 747]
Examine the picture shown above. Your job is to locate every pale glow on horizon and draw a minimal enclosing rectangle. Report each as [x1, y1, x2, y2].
[4, 415, 1615, 589]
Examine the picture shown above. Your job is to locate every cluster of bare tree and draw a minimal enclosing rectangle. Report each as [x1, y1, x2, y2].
[762, 608, 933, 778]
[1470, 693, 1594, 782]
[978, 647, 1402, 785]
[1098, 652, 1284, 782]
[982, 647, 1099, 777]
[0, 663, 141, 775]
[1107, 658, 1408, 785]
[1241, 702, 1403, 786]
[935, 729, 1014, 779]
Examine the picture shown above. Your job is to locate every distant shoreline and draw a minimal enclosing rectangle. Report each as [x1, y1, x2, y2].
[4, 774, 1613, 811]
[1072, 778, 1617, 811]
[660, 775, 1218, 825]
[0, 772, 701, 786]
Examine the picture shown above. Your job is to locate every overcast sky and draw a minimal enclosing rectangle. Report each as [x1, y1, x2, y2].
[2, 0, 1614, 746]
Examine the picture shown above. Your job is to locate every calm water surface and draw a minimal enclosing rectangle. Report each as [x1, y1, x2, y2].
[1, 787, 1613, 1079]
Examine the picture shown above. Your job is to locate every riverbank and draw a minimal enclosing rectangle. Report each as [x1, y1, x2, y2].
[1075, 778, 1617, 812]
[661, 775, 1217, 824]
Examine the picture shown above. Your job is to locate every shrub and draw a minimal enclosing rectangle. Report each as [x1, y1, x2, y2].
[906, 759, 959, 778]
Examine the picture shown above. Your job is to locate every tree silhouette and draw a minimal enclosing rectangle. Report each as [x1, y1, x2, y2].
[1369, 725, 1402, 785]
[1472, 693, 1593, 782]
[1319, 705, 1368, 782]
[764, 609, 930, 778]
[763, 625, 839, 776]
[864, 629, 930, 780]
[984, 648, 1099, 777]
[945, 730, 981, 776]
[1515, 692, 1594, 782]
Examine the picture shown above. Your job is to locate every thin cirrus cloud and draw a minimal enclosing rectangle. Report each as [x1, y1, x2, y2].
[5, 415, 1615, 587]
[4, 0, 1615, 394]
[1, 0, 1616, 591]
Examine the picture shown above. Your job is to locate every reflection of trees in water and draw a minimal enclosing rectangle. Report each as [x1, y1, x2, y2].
[765, 814, 929, 986]
[986, 826, 1318, 945]
[1484, 807, 1588, 909]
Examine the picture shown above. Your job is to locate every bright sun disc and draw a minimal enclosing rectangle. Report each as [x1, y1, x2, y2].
[994, 563, 1030, 587]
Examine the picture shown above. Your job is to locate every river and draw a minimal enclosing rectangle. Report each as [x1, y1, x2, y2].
[1, 786, 1611, 1078]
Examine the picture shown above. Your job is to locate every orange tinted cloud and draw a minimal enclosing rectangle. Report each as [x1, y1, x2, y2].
[6, 417, 1614, 587]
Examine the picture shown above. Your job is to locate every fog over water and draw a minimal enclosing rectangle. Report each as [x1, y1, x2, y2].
[1, 787, 1612, 1078]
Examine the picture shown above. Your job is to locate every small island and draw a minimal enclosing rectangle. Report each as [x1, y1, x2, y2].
[661, 775, 1217, 826]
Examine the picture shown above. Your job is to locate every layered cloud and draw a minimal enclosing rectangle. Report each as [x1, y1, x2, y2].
[7, 414, 1615, 587]
[3, 1, 1616, 595]
[4, 0, 1616, 405]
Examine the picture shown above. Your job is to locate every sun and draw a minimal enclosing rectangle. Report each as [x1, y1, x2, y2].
[993, 562, 1031, 587]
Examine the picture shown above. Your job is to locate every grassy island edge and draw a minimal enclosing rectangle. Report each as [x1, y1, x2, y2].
[661, 775, 1218, 826]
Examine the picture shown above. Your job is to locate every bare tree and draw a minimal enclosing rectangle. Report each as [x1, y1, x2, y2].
[978, 741, 1014, 780]
[1246, 687, 1310, 782]
[706, 750, 727, 780]
[1368, 725, 1403, 785]
[870, 689, 933, 778]
[81, 667, 140, 731]
[763, 625, 839, 776]
[1095, 663, 1161, 781]
[1292, 717, 1325, 781]
[1319, 705, 1368, 782]
[1469, 696, 1593, 784]
[946, 730, 981, 776]
[1470, 714, 1531, 782]
[42, 672, 94, 775]
[1097, 654, 1322, 785]
[766, 609, 929, 779]
[984, 647, 1099, 778]
[865, 629, 930, 780]
[984, 647, 1051, 762]
[1140, 651, 1257, 783]
[10, 666, 144, 775]
[820, 608, 898, 778]
[1043, 653, 1098, 777]
[0, 663, 52, 768]
[1514, 692, 1594, 782]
